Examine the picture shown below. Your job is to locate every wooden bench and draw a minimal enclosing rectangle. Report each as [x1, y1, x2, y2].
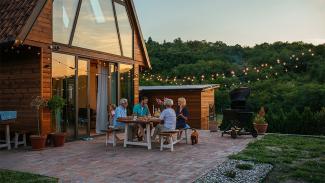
[101, 126, 124, 148]
[14, 130, 27, 148]
[159, 130, 181, 152]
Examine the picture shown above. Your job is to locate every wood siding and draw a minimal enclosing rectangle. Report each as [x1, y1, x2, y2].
[134, 31, 145, 66]
[140, 89, 215, 129]
[133, 64, 139, 104]
[0, 46, 41, 133]
[200, 89, 215, 130]
[25, 0, 52, 135]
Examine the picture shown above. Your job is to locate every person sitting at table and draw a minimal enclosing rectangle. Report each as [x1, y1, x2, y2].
[152, 98, 176, 141]
[176, 97, 190, 139]
[113, 98, 136, 141]
[113, 98, 128, 129]
[108, 104, 116, 126]
[176, 97, 189, 129]
[133, 96, 151, 140]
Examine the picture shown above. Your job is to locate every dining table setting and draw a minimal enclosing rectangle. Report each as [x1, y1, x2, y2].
[117, 116, 161, 150]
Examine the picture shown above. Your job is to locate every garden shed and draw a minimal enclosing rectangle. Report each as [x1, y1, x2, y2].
[140, 84, 219, 130]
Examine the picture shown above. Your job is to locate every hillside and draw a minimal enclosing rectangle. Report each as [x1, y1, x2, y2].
[140, 38, 325, 135]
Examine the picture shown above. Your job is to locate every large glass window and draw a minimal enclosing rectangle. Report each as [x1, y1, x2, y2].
[72, 0, 121, 55]
[52, 53, 76, 139]
[53, 0, 79, 44]
[119, 64, 134, 112]
[77, 59, 89, 137]
[110, 63, 118, 106]
[114, 2, 133, 58]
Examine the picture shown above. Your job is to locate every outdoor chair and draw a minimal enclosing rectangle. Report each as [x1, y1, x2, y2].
[102, 126, 124, 148]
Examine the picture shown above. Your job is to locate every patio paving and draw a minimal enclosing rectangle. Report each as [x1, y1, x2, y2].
[0, 131, 256, 183]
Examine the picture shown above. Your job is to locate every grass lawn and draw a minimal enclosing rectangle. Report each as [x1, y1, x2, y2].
[230, 134, 325, 183]
[0, 169, 58, 183]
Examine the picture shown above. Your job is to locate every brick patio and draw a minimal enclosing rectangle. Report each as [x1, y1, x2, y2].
[0, 131, 256, 183]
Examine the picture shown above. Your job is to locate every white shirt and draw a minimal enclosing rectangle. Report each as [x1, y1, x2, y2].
[159, 108, 176, 130]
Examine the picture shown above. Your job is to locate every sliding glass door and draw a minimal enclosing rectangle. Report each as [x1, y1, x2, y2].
[77, 58, 90, 137]
[52, 53, 76, 140]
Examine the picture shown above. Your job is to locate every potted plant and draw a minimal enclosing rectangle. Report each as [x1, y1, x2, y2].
[47, 95, 66, 147]
[253, 106, 268, 134]
[30, 96, 47, 150]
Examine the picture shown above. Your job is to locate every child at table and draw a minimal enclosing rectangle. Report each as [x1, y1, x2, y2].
[108, 104, 116, 127]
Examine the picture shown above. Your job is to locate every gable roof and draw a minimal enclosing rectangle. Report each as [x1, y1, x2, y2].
[0, 0, 151, 68]
[0, 0, 47, 45]
[126, 0, 151, 68]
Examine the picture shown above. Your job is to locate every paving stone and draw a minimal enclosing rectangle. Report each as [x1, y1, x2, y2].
[0, 131, 257, 182]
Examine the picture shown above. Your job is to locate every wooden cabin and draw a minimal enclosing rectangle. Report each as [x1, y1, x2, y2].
[0, 0, 150, 140]
[140, 85, 219, 130]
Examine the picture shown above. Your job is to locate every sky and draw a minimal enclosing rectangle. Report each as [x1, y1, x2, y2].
[134, 0, 325, 46]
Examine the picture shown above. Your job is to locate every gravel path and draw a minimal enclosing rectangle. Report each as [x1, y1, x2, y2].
[194, 159, 273, 183]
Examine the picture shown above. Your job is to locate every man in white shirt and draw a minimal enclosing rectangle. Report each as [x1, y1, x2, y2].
[152, 98, 176, 140]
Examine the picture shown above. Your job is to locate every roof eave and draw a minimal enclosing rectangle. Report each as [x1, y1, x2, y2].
[127, 0, 151, 69]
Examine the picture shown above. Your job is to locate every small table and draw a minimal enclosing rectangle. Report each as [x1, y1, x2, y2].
[118, 117, 161, 150]
[0, 111, 17, 150]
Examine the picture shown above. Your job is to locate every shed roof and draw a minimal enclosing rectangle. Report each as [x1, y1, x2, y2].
[140, 84, 220, 91]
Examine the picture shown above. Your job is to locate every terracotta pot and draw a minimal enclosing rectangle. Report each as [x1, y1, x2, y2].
[30, 135, 47, 151]
[53, 132, 65, 147]
[254, 123, 268, 134]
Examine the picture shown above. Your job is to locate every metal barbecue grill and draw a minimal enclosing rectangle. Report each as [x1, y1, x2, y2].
[221, 87, 258, 138]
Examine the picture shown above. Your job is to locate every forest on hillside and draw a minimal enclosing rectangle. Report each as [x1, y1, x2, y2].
[140, 38, 325, 135]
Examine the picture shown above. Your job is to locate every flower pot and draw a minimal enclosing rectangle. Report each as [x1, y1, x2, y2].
[254, 123, 268, 134]
[53, 132, 65, 147]
[30, 135, 47, 151]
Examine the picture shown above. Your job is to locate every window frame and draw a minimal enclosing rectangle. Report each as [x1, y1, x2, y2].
[53, 0, 134, 59]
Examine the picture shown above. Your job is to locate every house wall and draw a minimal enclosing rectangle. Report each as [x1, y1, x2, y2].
[0, 0, 147, 136]
[201, 89, 215, 130]
[24, 0, 53, 135]
[0, 46, 41, 133]
[140, 90, 215, 129]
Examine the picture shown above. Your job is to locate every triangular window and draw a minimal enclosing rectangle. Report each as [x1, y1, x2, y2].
[72, 0, 121, 55]
[114, 2, 133, 58]
[53, 0, 79, 44]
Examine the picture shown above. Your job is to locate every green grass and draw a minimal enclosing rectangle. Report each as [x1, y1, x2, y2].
[0, 169, 58, 183]
[229, 134, 325, 183]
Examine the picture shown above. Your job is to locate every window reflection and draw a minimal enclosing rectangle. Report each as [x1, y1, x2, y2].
[114, 3, 133, 58]
[52, 53, 76, 139]
[72, 0, 121, 55]
[110, 63, 118, 106]
[119, 64, 134, 112]
[53, 0, 79, 44]
[78, 59, 89, 137]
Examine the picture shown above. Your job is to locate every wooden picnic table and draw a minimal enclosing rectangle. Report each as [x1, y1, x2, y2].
[117, 116, 161, 150]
